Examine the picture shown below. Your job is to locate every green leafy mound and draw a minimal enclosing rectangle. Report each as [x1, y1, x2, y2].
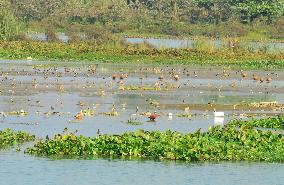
[229, 116, 284, 129]
[26, 126, 284, 162]
[0, 128, 35, 148]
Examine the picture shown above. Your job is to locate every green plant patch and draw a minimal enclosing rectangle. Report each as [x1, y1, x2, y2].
[26, 126, 284, 162]
[0, 128, 35, 149]
[1, 41, 284, 70]
[176, 114, 192, 118]
[126, 119, 143, 125]
[228, 116, 284, 129]
[120, 85, 158, 91]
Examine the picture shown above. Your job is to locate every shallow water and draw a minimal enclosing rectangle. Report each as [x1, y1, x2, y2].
[0, 60, 283, 136]
[0, 151, 284, 185]
[0, 60, 283, 185]
[26, 32, 284, 52]
[126, 37, 284, 52]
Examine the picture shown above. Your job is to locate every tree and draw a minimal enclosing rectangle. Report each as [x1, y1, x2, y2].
[233, 0, 284, 23]
[0, 1, 22, 40]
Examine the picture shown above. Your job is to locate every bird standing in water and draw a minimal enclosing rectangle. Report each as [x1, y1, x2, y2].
[148, 111, 160, 121]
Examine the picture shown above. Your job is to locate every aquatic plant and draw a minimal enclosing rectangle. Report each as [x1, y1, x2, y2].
[0, 128, 35, 149]
[1, 40, 284, 70]
[119, 85, 158, 91]
[176, 114, 192, 118]
[26, 126, 284, 162]
[228, 116, 284, 129]
[103, 112, 119, 116]
[126, 119, 143, 125]
[7, 110, 29, 116]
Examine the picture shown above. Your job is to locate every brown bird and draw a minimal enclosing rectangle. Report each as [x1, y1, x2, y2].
[75, 110, 84, 120]
[158, 75, 164, 80]
[148, 112, 160, 121]
[112, 74, 117, 80]
[260, 77, 265, 83]
[173, 74, 179, 81]
[266, 77, 272, 83]
[241, 71, 247, 78]
[253, 74, 260, 81]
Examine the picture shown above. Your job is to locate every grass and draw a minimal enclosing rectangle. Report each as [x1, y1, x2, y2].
[0, 40, 284, 70]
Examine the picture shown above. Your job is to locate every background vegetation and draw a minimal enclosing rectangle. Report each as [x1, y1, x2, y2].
[1, 0, 284, 41]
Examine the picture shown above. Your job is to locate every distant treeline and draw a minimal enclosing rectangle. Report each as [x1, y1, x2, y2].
[1, 0, 284, 40]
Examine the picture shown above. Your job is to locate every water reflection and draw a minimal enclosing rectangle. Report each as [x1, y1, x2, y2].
[214, 116, 225, 126]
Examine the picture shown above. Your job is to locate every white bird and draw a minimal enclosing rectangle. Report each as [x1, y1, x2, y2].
[168, 113, 173, 120]
[214, 109, 224, 117]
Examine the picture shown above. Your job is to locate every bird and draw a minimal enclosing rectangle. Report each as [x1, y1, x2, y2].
[259, 77, 265, 83]
[266, 77, 272, 83]
[148, 111, 160, 121]
[173, 74, 179, 81]
[241, 71, 247, 78]
[75, 110, 84, 120]
[253, 74, 260, 81]
[119, 73, 125, 80]
[112, 74, 117, 80]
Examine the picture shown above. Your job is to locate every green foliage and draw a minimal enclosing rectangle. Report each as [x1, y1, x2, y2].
[229, 116, 284, 129]
[234, 0, 284, 23]
[0, 40, 284, 70]
[0, 10, 22, 40]
[1, 0, 283, 40]
[26, 125, 284, 162]
[0, 128, 35, 148]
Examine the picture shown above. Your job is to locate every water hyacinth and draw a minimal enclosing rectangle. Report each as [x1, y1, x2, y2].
[26, 126, 284, 162]
[228, 116, 284, 129]
[0, 128, 35, 148]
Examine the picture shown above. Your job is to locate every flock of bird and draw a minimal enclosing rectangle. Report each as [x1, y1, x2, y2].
[0, 63, 282, 123]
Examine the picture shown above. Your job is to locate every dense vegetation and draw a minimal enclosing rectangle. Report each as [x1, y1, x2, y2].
[1, 0, 284, 40]
[229, 116, 284, 129]
[1, 40, 283, 69]
[26, 125, 284, 162]
[0, 128, 35, 149]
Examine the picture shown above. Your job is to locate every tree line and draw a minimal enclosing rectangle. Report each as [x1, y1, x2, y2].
[1, 0, 284, 40]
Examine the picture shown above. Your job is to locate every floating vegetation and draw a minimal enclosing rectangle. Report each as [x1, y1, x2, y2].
[176, 114, 192, 118]
[0, 129, 35, 149]
[120, 85, 158, 91]
[228, 116, 284, 129]
[26, 125, 284, 162]
[249, 101, 283, 110]
[7, 110, 29, 116]
[82, 109, 95, 116]
[126, 119, 143, 125]
[103, 111, 119, 116]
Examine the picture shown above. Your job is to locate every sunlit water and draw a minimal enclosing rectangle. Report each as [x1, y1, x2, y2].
[0, 60, 283, 185]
